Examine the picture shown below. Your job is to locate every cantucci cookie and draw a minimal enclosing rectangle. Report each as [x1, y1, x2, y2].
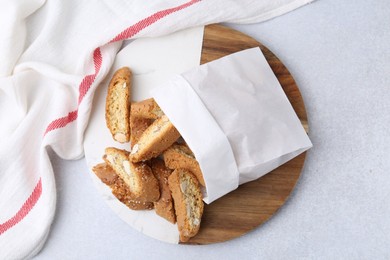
[130, 115, 181, 162]
[131, 98, 164, 119]
[150, 159, 176, 224]
[163, 143, 205, 186]
[130, 108, 153, 149]
[105, 67, 132, 143]
[168, 169, 204, 242]
[103, 147, 160, 202]
[92, 163, 153, 210]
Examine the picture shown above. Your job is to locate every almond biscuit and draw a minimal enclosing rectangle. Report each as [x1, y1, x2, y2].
[131, 98, 164, 119]
[105, 67, 132, 143]
[168, 169, 204, 242]
[130, 115, 181, 162]
[104, 147, 160, 202]
[92, 163, 153, 210]
[130, 109, 153, 149]
[150, 158, 176, 224]
[163, 144, 205, 186]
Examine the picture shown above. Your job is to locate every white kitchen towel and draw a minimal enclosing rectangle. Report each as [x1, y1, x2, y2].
[0, 0, 314, 258]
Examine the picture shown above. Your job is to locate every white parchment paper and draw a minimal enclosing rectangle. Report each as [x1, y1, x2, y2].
[152, 47, 313, 203]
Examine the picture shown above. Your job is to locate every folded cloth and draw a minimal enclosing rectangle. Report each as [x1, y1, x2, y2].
[0, 0, 314, 258]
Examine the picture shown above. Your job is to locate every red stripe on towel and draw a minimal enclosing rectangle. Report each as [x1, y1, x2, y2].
[78, 48, 103, 105]
[0, 0, 200, 236]
[110, 0, 201, 42]
[43, 48, 102, 136]
[0, 178, 42, 235]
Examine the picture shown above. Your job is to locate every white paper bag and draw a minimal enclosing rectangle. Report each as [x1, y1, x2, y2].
[151, 47, 312, 203]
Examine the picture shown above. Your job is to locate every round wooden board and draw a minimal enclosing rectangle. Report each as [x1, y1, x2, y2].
[183, 24, 309, 244]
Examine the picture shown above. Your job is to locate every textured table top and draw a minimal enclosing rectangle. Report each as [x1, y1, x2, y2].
[36, 1, 390, 259]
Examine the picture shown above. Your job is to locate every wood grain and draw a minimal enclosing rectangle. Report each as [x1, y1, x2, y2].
[183, 24, 309, 244]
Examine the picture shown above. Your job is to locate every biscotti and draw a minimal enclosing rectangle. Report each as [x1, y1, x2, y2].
[130, 114, 153, 149]
[130, 115, 181, 162]
[163, 144, 205, 186]
[92, 163, 154, 210]
[150, 159, 176, 224]
[103, 147, 160, 202]
[97, 68, 210, 241]
[168, 169, 204, 242]
[131, 98, 164, 119]
[105, 67, 132, 143]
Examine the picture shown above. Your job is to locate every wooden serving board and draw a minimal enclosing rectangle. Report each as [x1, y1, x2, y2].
[183, 24, 309, 244]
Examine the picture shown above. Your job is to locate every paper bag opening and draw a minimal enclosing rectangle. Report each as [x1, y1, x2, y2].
[151, 47, 312, 204]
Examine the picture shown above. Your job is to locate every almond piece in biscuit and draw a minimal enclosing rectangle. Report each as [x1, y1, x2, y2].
[168, 169, 204, 242]
[150, 158, 176, 224]
[163, 144, 205, 186]
[92, 163, 153, 210]
[130, 115, 181, 162]
[105, 67, 132, 143]
[131, 98, 164, 119]
[103, 147, 160, 202]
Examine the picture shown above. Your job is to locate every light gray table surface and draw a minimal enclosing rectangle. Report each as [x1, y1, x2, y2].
[35, 1, 390, 259]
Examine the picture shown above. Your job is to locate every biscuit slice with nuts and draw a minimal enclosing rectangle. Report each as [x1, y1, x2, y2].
[103, 147, 160, 202]
[130, 115, 181, 162]
[130, 108, 153, 149]
[168, 169, 204, 242]
[163, 143, 205, 186]
[105, 67, 132, 143]
[150, 158, 176, 224]
[131, 98, 164, 119]
[92, 163, 154, 210]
